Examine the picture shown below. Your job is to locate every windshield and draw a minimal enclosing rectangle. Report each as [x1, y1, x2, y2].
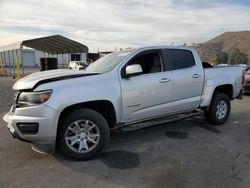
[85, 50, 132, 73]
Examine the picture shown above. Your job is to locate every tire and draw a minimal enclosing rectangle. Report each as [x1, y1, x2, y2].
[58, 108, 110, 160]
[204, 93, 231, 125]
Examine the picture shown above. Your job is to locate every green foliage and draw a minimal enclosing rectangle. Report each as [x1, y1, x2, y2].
[216, 52, 228, 64]
[216, 48, 248, 65]
[229, 48, 248, 65]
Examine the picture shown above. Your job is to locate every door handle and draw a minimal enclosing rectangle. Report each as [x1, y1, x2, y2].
[192, 74, 201, 78]
[159, 78, 171, 83]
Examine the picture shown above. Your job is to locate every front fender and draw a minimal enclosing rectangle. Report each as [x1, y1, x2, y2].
[35, 72, 123, 122]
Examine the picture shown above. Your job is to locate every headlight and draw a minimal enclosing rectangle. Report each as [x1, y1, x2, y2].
[17, 90, 52, 107]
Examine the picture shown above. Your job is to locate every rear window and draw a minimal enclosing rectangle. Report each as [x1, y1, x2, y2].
[169, 49, 195, 70]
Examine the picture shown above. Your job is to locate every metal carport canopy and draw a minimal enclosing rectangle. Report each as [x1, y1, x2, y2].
[21, 35, 88, 54]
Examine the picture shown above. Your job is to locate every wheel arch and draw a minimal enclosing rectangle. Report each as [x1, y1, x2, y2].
[213, 84, 234, 100]
[201, 84, 233, 111]
[57, 100, 117, 130]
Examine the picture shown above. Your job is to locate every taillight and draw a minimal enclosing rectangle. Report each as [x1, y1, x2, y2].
[242, 70, 246, 85]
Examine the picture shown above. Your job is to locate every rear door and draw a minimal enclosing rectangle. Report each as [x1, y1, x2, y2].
[166, 49, 204, 112]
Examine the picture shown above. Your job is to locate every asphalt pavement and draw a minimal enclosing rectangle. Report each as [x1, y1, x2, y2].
[0, 78, 250, 188]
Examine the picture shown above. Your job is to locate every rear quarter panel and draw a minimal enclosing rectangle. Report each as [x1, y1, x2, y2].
[200, 66, 242, 107]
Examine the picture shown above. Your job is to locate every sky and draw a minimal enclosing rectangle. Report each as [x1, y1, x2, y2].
[0, 0, 250, 52]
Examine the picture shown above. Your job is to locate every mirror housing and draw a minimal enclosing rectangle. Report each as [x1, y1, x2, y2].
[125, 64, 143, 78]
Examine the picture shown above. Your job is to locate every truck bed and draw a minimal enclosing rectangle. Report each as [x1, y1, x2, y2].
[200, 65, 243, 107]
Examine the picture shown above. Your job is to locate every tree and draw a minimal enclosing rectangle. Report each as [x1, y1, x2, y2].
[216, 52, 228, 64]
[229, 48, 248, 65]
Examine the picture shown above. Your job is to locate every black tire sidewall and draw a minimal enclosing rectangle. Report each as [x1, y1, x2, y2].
[58, 109, 110, 160]
[210, 93, 231, 125]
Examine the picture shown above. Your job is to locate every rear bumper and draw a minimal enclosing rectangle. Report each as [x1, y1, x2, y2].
[236, 88, 244, 99]
[243, 83, 250, 93]
[2, 104, 59, 153]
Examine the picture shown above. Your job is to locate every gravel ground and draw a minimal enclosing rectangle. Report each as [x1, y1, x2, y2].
[0, 77, 16, 113]
[0, 78, 250, 188]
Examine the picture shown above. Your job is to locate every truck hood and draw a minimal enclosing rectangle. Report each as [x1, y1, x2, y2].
[13, 69, 97, 90]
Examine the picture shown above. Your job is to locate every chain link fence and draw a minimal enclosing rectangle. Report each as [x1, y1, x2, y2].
[0, 50, 70, 79]
[1, 65, 40, 79]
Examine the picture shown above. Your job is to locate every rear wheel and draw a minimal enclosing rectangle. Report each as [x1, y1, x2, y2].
[58, 109, 110, 160]
[204, 93, 231, 125]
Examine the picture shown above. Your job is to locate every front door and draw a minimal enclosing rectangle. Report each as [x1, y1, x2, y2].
[120, 50, 173, 123]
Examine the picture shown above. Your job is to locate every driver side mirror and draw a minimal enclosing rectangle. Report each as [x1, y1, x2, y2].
[125, 64, 143, 78]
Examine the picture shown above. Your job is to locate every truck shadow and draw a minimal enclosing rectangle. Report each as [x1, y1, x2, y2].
[54, 115, 221, 171]
[165, 130, 189, 139]
[99, 150, 140, 170]
[186, 116, 221, 134]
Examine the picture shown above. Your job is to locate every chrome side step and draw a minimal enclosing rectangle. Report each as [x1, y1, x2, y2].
[121, 110, 202, 132]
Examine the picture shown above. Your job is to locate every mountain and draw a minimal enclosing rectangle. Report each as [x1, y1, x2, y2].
[193, 31, 250, 64]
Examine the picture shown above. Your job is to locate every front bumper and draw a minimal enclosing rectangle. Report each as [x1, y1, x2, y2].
[3, 104, 59, 153]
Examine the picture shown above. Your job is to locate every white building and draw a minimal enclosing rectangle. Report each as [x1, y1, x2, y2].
[0, 35, 88, 68]
[0, 49, 87, 68]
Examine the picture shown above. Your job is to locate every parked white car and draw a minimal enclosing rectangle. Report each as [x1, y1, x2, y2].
[3, 46, 245, 160]
[217, 63, 228, 66]
[68, 61, 88, 70]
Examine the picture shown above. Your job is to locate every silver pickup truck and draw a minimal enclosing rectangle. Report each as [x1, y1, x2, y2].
[3, 46, 244, 160]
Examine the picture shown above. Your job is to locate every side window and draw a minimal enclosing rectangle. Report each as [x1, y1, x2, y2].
[127, 52, 163, 75]
[169, 49, 195, 70]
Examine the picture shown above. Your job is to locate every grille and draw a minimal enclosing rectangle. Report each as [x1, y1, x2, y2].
[10, 92, 20, 113]
[13, 92, 20, 104]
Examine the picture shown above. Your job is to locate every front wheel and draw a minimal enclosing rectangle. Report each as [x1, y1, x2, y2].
[204, 93, 231, 125]
[58, 109, 110, 160]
